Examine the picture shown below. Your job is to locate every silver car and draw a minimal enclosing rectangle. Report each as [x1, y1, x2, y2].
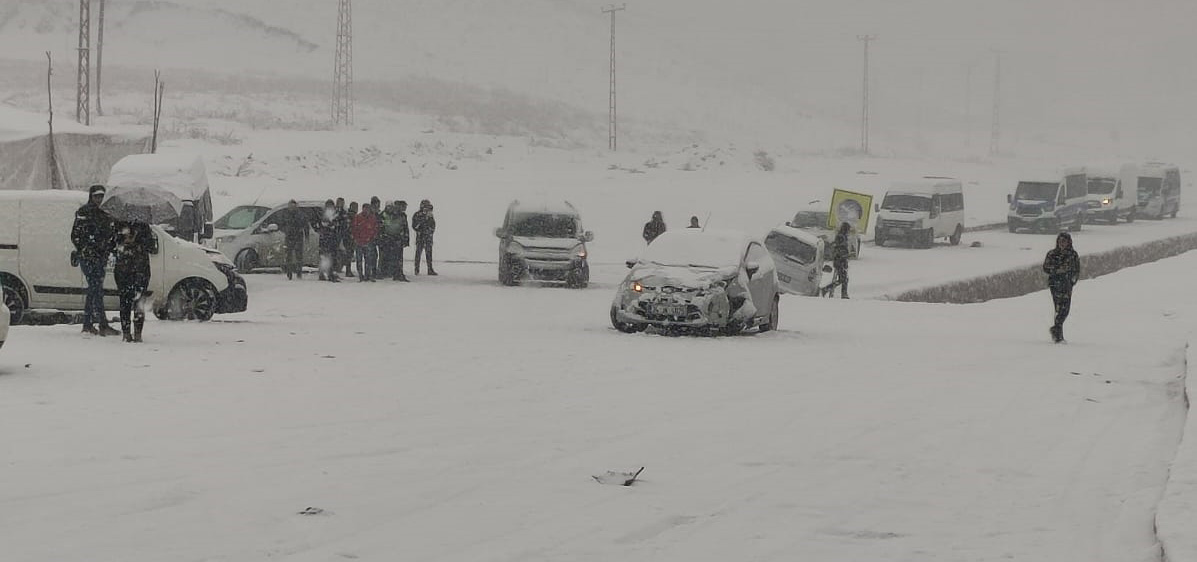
[214, 201, 324, 272]
[610, 229, 780, 335]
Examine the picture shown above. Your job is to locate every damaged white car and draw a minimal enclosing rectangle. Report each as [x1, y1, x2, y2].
[610, 229, 780, 335]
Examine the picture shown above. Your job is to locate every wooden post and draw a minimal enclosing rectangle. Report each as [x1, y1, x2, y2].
[150, 70, 165, 154]
[46, 52, 62, 190]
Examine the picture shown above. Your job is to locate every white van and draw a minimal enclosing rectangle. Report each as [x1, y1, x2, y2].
[1084, 167, 1135, 224]
[873, 178, 965, 248]
[1121, 162, 1181, 219]
[0, 191, 247, 325]
[1006, 168, 1088, 233]
[764, 225, 826, 296]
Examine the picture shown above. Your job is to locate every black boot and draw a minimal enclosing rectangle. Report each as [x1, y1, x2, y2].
[133, 320, 144, 343]
[1050, 325, 1062, 343]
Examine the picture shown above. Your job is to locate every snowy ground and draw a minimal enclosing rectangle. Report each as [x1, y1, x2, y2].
[1, 248, 1192, 561]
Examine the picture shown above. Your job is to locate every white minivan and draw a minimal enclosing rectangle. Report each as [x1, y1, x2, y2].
[1121, 162, 1181, 220]
[873, 178, 966, 248]
[1006, 168, 1088, 233]
[0, 191, 247, 325]
[1084, 167, 1136, 224]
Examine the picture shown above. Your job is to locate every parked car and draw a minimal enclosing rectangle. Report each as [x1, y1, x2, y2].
[1122, 162, 1181, 220]
[874, 178, 965, 248]
[765, 224, 827, 296]
[211, 204, 273, 243]
[786, 207, 860, 259]
[1007, 168, 1087, 233]
[495, 200, 593, 288]
[0, 300, 8, 350]
[611, 229, 780, 335]
[215, 201, 323, 273]
[0, 191, 247, 325]
[1084, 167, 1136, 224]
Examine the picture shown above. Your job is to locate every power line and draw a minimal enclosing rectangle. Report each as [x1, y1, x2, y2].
[332, 0, 354, 126]
[857, 35, 876, 155]
[76, 0, 91, 125]
[603, 3, 626, 151]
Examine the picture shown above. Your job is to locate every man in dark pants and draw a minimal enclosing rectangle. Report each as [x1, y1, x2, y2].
[393, 201, 411, 282]
[277, 200, 309, 280]
[333, 197, 351, 277]
[71, 185, 120, 336]
[827, 222, 852, 299]
[344, 201, 359, 278]
[315, 200, 341, 282]
[412, 199, 437, 275]
[1043, 231, 1080, 343]
[352, 203, 380, 281]
[113, 215, 158, 342]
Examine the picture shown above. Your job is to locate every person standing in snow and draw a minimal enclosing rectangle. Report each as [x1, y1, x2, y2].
[827, 222, 852, 299]
[352, 202, 381, 282]
[412, 199, 437, 276]
[1043, 231, 1080, 343]
[275, 200, 310, 281]
[688, 216, 701, 229]
[315, 200, 342, 282]
[333, 198, 350, 277]
[643, 211, 666, 244]
[370, 196, 383, 274]
[343, 201, 359, 278]
[377, 203, 399, 278]
[71, 185, 120, 337]
[113, 214, 157, 342]
[392, 201, 411, 282]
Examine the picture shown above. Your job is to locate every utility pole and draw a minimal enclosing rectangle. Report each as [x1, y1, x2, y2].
[857, 35, 876, 155]
[47, 52, 62, 190]
[989, 51, 1002, 157]
[332, 0, 354, 126]
[76, 0, 91, 125]
[96, 0, 106, 116]
[603, 3, 626, 151]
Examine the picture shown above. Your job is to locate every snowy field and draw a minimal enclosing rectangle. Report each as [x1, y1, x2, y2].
[1, 248, 1193, 561]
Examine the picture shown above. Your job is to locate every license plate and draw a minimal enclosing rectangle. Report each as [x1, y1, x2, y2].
[889, 228, 905, 235]
[777, 273, 792, 283]
[653, 304, 687, 317]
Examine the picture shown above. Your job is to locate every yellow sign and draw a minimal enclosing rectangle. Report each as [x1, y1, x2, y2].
[828, 189, 873, 233]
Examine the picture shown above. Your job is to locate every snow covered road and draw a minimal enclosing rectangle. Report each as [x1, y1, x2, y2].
[0, 253, 1193, 561]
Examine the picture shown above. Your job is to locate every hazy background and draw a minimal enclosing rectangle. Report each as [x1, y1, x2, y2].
[2, 0, 1195, 158]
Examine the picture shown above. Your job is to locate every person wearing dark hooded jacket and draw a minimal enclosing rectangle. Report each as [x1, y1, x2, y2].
[113, 219, 158, 342]
[411, 200, 437, 275]
[1043, 231, 1081, 343]
[643, 211, 666, 244]
[827, 222, 852, 299]
[71, 184, 120, 336]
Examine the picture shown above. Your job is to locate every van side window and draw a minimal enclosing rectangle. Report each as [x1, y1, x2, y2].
[1065, 174, 1086, 199]
[941, 192, 963, 212]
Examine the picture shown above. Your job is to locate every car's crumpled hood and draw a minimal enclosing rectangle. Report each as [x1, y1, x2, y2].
[512, 236, 580, 250]
[630, 264, 738, 288]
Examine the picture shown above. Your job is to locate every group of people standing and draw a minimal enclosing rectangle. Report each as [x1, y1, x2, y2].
[71, 184, 158, 342]
[273, 197, 438, 283]
[641, 211, 704, 245]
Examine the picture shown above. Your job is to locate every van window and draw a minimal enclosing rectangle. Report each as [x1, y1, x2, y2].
[765, 232, 817, 265]
[1015, 182, 1058, 201]
[215, 206, 266, 230]
[510, 213, 578, 238]
[1087, 178, 1116, 195]
[1165, 170, 1181, 193]
[881, 194, 931, 212]
[1064, 174, 1087, 199]
[941, 192, 964, 212]
[1138, 177, 1162, 194]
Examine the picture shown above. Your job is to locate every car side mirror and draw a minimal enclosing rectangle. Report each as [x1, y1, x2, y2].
[1007, 194, 1012, 204]
[746, 262, 761, 278]
[625, 259, 637, 269]
[202, 223, 214, 240]
[494, 227, 507, 238]
[582, 231, 594, 242]
[873, 203, 880, 213]
[265, 223, 279, 233]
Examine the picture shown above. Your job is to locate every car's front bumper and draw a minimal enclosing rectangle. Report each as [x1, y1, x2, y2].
[509, 255, 586, 282]
[613, 289, 731, 328]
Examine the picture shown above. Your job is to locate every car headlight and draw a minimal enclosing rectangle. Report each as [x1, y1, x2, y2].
[507, 242, 525, 256]
[1102, 198, 1112, 206]
[632, 281, 644, 293]
[573, 244, 587, 259]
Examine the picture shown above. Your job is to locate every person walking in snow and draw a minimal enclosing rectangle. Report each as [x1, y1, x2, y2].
[823, 222, 852, 299]
[71, 184, 120, 337]
[343, 201, 359, 278]
[315, 200, 342, 282]
[352, 202, 381, 282]
[113, 214, 157, 342]
[1043, 231, 1080, 343]
[412, 199, 437, 276]
[276, 200, 310, 280]
[643, 211, 667, 244]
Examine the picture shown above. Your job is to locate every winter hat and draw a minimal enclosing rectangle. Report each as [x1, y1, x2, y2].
[1057, 232, 1073, 245]
[88, 184, 106, 196]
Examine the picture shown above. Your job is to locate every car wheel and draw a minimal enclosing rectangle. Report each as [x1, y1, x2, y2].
[922, 228, 935, 248]
[875, 233, 886, 247]
[160, 279, 218, 321]
[1171, 206, 1178, 219]
[235, 249, 259, 274]
[949, 224, 963, 246]
[719, 320, 744, 336]
[759, 296, 779, 333]
[610, 306, 642, 333]
[1007, 220, 1018, 233]
[2, 278, 27, 326]
[1126, 209, 1136, 223]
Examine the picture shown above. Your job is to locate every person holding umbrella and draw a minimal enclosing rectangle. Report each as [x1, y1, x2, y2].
[113, 207, 158, 343]
[72, 185, 120, 337]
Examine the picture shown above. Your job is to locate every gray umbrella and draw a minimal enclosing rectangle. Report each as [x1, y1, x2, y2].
[101, 186, 184, 224]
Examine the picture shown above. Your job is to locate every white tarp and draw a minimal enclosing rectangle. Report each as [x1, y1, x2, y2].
[0, 106, 149, 191]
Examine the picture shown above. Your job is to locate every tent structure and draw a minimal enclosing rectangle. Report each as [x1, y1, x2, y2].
[0, 105, 150, 191]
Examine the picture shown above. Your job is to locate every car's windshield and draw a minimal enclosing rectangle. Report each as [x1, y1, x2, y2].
[1087, 178, 1116, 195]
[510, 213, 578, 238]
[1015, 182, 1058, 201]
[790, 211, 827, 228]
[642, 232, 743, 269]
[214, 206, 266, 230]
[765, 232, 817, 265]
[881, 194, 931, 212]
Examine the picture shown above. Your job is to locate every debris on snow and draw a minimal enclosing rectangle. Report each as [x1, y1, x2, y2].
[593, 467, 645, 486]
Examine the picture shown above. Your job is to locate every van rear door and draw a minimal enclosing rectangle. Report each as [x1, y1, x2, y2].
[765, 229, 824, 296]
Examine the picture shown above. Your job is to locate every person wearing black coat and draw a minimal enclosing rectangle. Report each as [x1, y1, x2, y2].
[643, 211, 666, 244]
[1043, 231, 1081, 343]
[113, 218, 158, 342]
[71, 184, 120, 336]
[412, 199, 437, 275]
[826, 222, 852, 299]
[275, 200, 310, 280]
[343, 201, 359, 277]
[393, 201, 411, 281]
[315, 200, 342, 282]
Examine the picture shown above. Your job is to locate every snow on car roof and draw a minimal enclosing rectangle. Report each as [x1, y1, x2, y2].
[107, 154, 209, 200]
[769, 224, 825, 247]
[889, 179, 961, 195]
[642, 228, 750, 268]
